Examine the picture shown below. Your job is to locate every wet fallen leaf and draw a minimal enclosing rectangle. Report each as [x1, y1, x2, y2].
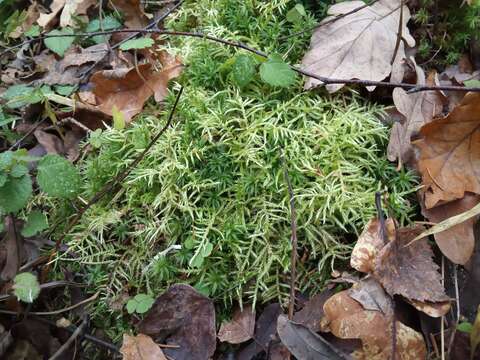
[422, 193, 480, 264]
[237, 303, 283, 360]
[387, 67, 445, 166]
[0, 217, 21, 281]
[374, 225, 449, 303]
[301, 0, 415, 92]
[350, 218, 395, 273]
[137, 284, 216, 360]
[109, 0, 148, 28]
[277, 315, 347, 360]
[414, 93, 480, 209]
[90, 54, 183, 121]
[293, 288, 335, 332]
[322, 290, 426, 359]
[33, 130, 64, 155]
[218, 305, 255, 344]
[120, 334, 167, 360]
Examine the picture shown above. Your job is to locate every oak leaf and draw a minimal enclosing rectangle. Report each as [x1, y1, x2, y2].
[301, 0, 415, 92]
[37, 0, 66, 30]
[413, 93, 480, 209]
[422, 193, 480, 265]
[387, 66, 445, 166]
[120, 334, 167, 360]
[322, 290, 426, 360]
[218, 305, 255, 344]
[90, 53, 183, 122]
[109, 0, 148, 28]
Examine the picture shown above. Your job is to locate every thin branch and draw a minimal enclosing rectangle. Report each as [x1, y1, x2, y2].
[282, 153, 297, 320]
[48, 315, 88, 360]
[3, 29, 479, 93]
[390, 0, 404, 65]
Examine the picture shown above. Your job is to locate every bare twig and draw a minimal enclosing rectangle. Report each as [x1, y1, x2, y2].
[281, 153, 297, 320]
[391, 0, 404, 65]
[446, 264, 460, 359]
[2, 29, 480, 93]
[48, 315, 88, 360]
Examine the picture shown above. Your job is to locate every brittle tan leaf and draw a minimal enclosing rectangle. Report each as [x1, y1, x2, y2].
[374, 225, 449, 303]
[350, 218, 395, 273]
[422, 193, 480, 265]
[90, 54, 183, 121]
[413, 93, 480, 209]
[137, 284, 216, 360]
[322, 291, 426, 360]
[109, 0, 148, 28]
[387, 68, 445, 166]
[120, 334, 167, 360]
[407, 299, 451, 318]
[301, 0, 415, 92]
[37, 0, 66, 30]
[218, 305, 255, 344]
[347, 278, 392, 316]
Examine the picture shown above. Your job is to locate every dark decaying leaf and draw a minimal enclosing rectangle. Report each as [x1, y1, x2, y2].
[277, 315, 348, 360]
[374, 225, 449, 303]
[108, 0, 148, 28]
[293, 288, 334, 332]
[237, 303, 283, 360]
[347, 277, 392, 316]
[422, 192, 480, 265]
[137, 284, 216, 360]
[120, 334, 167, 360]
[0, 217, 21, 281]
[218, 304, 255, 344]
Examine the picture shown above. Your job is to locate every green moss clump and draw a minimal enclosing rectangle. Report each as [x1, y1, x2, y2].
[49, 0, 417, 341]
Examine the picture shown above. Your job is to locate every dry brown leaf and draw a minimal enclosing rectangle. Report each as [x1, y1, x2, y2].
[120, 334, 167, 360]
[90, 54, 183, 121]
[60, 0, 96, 27]
[374, 225, 449, 303]
[407, 299, 451, 317]
[301, 0, 415, 92]
[109, 0, 148, 28]
[413, 93, 480, 209]
[218, 305, 255, 344]
[293, 288, 335, 332]
[347, 278, 392, 316]
[350, 218, 395, 273]
[422, 193, 480, 265]
[387, 66, 445, 166]
[37, 0, 66, 29]
[322, 290, 426, 360]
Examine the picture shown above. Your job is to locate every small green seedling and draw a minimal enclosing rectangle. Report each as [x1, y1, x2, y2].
[13, 272, 40, 303]
[126, 294, 154, 314]
[458, 322, 473, 333]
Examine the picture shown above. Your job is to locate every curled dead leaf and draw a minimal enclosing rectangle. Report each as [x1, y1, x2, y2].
[413, 93, 480, 209]
[120, 334, 167, 360]
[218, 305, 255, 344]
[407, 299, 451, 318]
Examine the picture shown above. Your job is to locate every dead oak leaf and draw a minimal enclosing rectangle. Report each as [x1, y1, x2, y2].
[90, 55, 183, 122]
[322, 290, 426, 360]
[413, 93, 480, 209]
[374, 225, 449, 303]
[301, 0, 415, 92]
[120, 334, 167, 360]
[37, 0, 66, 30]
[60, 0, 96, 28]
[218, 305, 255, 344]
[387, 68, 445, 166]
[109, 0, 148, 28]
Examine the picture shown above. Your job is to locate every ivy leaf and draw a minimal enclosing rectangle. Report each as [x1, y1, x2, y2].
[0, 174, 6, 187]
[286, 4, 306, 23]
[86, 16, 122, 44]
[0, 151, 13, 170]
[126, 294, 155, 314]
[13, 272, 40, 303]
[21, 211, 48, 237]
[119, 37, 155, 51]
[2, 85, 42, 109]
[25, 24, 40, 37]
[37, 155, 81, 199]
[54, 85, 77, 96]
[44, 28, 75, 57]
[231, 55, 256, 88]
[260, 54, 296, 87]
[10, 164, 28, 178]
[0, 175, 32, 213]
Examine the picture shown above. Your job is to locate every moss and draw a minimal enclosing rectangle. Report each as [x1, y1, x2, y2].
[49, 0, 418, 341]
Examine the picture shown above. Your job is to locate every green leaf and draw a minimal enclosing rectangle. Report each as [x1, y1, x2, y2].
[10, 164, 28, 178]
[125, 293, 154, 314]
[112, 105, 126, 130]
[232, 55, 256, 88]
[54, 85, 77, 96]
[37, 155, 81, 199]
[0, 174, 6, 187]
[126, 299, 137, 314]
[0, 220, 4, 233]
[2, 85, 42, 109]
[44, 28, 75, 57]
[0, 175, 32, 213]
[0, 151, 13, 170]
[13, 272, 40, 303]
[89, 129, 103, 148]
[21, 211, 48, 237]
[465, 79, 480, 88]
[25, 24, 40, 37]
[202, 242, 213, 257]
[119, 37, 155, 51]
[286, 4, 306, 23]
[259, 54, 296, 87]
[86, 16, 122, 44]
[458, 322, 473, 333]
